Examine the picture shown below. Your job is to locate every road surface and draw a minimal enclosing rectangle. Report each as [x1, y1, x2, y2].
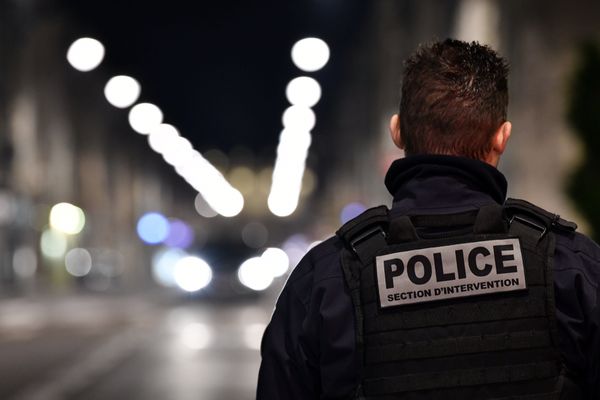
[0, 292, 275, 400]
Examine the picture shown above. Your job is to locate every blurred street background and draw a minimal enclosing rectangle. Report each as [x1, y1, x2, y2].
[0, 0, 600, 399]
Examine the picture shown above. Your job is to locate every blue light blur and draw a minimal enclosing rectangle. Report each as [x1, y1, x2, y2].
[164, 219, 194, 249]
[136, 212, 169, 244]
[340, 202, 367, 224]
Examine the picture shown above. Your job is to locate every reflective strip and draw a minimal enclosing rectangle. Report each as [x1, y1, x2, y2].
[375, 238, 526, 307]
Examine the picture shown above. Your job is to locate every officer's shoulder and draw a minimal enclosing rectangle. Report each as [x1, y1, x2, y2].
[506, 197, 600, 261]
[286, 236, 345, 285]
[504, 198, 578, 234]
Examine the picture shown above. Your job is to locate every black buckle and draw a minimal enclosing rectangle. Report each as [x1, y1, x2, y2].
[509, 214, 547, 239]
[350, 226, 387, 254]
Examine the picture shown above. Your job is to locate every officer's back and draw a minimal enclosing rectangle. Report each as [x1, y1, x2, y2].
[257, 39, 600, 399]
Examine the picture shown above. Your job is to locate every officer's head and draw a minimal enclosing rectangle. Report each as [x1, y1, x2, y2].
[390, 39, 512, 167]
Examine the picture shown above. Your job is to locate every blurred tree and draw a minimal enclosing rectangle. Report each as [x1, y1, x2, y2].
[567, 40, 600, 242]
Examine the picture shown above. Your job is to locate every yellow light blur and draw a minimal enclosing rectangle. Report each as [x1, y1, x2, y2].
[301, 168, 317, 197]
[228, 166, 256, 195]
[49, 202, 86, 235]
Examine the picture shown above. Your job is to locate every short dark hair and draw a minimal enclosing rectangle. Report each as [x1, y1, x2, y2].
[400, 39, 509, 160]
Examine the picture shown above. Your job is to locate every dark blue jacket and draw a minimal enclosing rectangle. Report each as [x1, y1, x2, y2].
[257, 155, 600, 399]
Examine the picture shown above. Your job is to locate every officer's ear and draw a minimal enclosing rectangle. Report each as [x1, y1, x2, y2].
[389, 114, 404, 149]
[486, 121, 512, 166]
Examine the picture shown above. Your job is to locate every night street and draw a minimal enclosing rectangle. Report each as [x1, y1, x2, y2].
[1, 0, 599, 398]
[0, 293, 273, 400]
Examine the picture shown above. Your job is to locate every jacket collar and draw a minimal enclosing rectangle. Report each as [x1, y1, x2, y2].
[384, 155, 508, 215]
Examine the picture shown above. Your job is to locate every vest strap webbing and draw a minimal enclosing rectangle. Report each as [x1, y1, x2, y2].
[365, 330, 553, 363]
[337, 206, 389, 265]
[363, 361, 560, 395]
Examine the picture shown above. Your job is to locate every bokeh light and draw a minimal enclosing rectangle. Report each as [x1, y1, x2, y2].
[164, 220, 194, 249]
[268, 129, 312, 217]
[286, 76, 322, 107]
[283, 234, 310, 267]
[277, 129, 312, 156]
[181, 323, 212, 350]
[66, 37, 105, 72]
[174, 256, 212, 292]
[238, 257, 273, 291]
[162, 136, 194, 166]
[104, 75, 141, 108]
[137, 212, 169, 245]
[194, 193, 218, 218]
[291, 37, 330, 72]
[40, 229, 68, 259]
[205, 188, 244, 218]
[13, 246, 37, 279]
[228, 166, 256, 196]
[128, 103, 163, 134]
[65, 248, 93, 277]
[282, 106, 316, 132]
[340, 202, 367, 224]
[262, 247, 289, 277]
[152, 248, 186, 287]
[49, 202, 86, 235]
[148, 123, 180, 153]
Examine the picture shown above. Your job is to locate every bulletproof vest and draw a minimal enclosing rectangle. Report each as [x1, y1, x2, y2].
[336, 198, 580, 400]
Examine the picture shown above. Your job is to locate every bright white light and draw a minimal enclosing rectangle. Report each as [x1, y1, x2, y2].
[262, 247, 289, 277]
[277, 129, 312, 156]
[65, 248, 92, 277]
[13, 247, 37, 279]
[66, 37, 105, 72]
[104, 75, 141, 108]
[268, 193, 299, 217]
[162, 136, 194, 166]
[282, 106, 316, 131]
[238, 257, 273, 291]
[148, 123, 180, 153]
[286, 77, 322, 107]
[128, 103, 163, 134]
[49, 202, 86, 235]
[40, 229, 67, 259]
[203, 188, 244, 218]
[291, 37, 330, 72]
[181, 323, 211, 350]
[268, 130, 309, 218]
[151, 248, 187, 287]
[243, 323, 266, 350]
[221, 188, 245, 217]
[145, 125, 243, 218]
[174, 256, 212, 292]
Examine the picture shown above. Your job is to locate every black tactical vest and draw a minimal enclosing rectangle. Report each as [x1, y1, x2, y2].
[336, 199, 580, 399]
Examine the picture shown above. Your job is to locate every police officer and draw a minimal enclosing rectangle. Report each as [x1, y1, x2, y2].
[257, 39, 600, 399]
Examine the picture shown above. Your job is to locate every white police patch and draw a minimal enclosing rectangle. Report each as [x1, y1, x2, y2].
[375, 238, 526, 307]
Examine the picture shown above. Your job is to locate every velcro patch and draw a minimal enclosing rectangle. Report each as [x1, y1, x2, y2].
[375, 238, 526, 308]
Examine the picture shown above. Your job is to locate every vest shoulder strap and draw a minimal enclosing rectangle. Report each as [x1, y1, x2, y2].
[336, 205, 389, 265]
[505, 198, 577, 236]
